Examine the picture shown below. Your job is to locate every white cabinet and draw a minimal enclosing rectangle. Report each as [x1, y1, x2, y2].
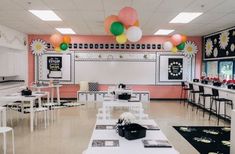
[78, 92, 87, 101]
[87, 93, 95, 102]
[77, 91, 150, 103]
[140, 93, 150, 103]
[96, 93, 104, 102]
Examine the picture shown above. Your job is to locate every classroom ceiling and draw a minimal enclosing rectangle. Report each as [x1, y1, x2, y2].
[0, 0, 235, 36]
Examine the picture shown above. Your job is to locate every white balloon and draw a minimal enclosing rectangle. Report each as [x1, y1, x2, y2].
[163, 41, 173, 51]
[126, 26, 142, 42]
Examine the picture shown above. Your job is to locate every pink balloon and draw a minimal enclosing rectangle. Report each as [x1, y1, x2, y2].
[118, 7, 138, 26]
[171, 34, 182, 46]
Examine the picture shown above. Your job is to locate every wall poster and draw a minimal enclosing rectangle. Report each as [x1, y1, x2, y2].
[35, 52, 74, 83]
[47, 56, 62, 79]
[168, 58, 183, 80]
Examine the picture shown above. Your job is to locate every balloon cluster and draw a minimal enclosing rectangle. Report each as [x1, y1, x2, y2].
[163, 34, 187, 53]
[49, 33, 71, 52]
[104, 7, 142, 44]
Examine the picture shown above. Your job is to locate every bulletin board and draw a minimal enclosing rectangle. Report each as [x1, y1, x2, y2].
[157, 52, 195, 84]
[35, 51, 74, 83]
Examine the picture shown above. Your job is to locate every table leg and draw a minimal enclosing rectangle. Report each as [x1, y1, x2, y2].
[30, 100, 34, 132]
[51, 87, 54, 103]
[56, 86, 60, 105]
[38, 97, 42, 108]
[2, 107, 6, 127]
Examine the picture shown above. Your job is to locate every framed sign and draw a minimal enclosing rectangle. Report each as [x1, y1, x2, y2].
[47, 56, 62, 79]
[35, 52, 74, 84]
[168, 58, 183, 80]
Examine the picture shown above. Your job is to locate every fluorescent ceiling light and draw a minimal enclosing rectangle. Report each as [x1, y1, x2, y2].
[29, 10, 62, 21]
[56, 28, 76, 34]
[170, 12, 203, 23]
[154, 29, 174, 35]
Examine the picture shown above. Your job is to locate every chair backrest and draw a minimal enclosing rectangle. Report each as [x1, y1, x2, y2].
[189, 83, 194, 90]
[212, 88, 219, 97]
[181, 82, 185, 87]
[199, 86, 204, 93]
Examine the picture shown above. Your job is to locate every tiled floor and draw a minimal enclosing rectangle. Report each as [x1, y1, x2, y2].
[1, 101, 230, 154]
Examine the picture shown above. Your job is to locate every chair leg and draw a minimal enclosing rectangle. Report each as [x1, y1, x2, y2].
[44, 111, 47, 128]
[3, 132, 6, 154]
[203, 97, 206, 117]
[224, 101, 227, 120]
[12, 130, 15, 154]
[197, 95, 201, 113]
[209, 98, 213, 120]
[217, 102, 220, 125]
[180, 89, 183, 104]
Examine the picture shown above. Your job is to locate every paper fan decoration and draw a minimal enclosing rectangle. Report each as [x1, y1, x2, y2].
[30, 39, 47, 55]
[183, 41, 198, 57]
[205, 39, 213, 57]
[219, 31, 229, 49]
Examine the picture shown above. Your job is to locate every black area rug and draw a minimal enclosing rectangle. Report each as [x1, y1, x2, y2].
[6, 100, 84, 114]
[173, 126, 230, 154]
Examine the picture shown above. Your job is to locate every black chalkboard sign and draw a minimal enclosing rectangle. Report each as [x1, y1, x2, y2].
[47, 56, 62, 79]
[168, 58, 183, 80]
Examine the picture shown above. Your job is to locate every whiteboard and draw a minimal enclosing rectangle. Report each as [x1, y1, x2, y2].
[75, 61, 156, 85]
[36, 52, 74, 83]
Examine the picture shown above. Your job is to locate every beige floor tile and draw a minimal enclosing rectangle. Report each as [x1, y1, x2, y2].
[0, 101, 229, 154]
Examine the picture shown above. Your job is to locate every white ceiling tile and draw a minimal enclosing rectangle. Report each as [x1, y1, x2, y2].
[11, 0, 50, 10]
[0, 0, 234, 35]
[102, 0, 132, 11]
[72, 0, 103, 11]
[210, 0, 235, 13]
[156, 0, 195, 12]
[184, 0, 225, 12]
[0, 0, 22, 10]
[42, 0, 77, 10]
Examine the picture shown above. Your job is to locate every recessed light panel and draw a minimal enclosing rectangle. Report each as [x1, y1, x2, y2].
[170, 12, 203, 23]
[29, 10, 62, 21]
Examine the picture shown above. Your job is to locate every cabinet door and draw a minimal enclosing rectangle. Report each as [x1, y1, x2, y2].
[140, 93, 149, 103]
[87, 93, 95, 102]
[131, 93, 140, 101]
[96, 93, 104, 102]
[79, 93, 87, 101]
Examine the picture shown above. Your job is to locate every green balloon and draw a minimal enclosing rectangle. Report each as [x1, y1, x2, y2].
[60, 43, 68, 51]
[110, 22, 124, 36]
[177, 42, 185, 50]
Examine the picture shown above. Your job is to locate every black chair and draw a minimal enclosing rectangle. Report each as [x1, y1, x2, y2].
[209, 88, 234, 125]
[197, 86, 213, 117]
[187, 83, 201, 110]
[180, 82, 190, 105]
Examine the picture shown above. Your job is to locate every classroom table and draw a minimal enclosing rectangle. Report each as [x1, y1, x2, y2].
[31, 84, 62, 105]
[84, 119, 179, 154]
[102, 100, 143, 119]
[0, 92, 49, 132]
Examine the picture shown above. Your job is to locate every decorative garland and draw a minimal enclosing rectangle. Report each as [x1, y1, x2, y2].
[0, 30, 26, 46]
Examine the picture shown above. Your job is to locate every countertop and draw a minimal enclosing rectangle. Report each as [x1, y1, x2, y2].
[0, 82, 25, 90]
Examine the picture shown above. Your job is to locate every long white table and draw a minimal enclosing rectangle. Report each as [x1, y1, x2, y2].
[0, 92, 49, 132]
[84, 119, 178, 154]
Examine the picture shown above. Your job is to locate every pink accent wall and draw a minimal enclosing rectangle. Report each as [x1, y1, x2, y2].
[28, 35, 202, 99]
